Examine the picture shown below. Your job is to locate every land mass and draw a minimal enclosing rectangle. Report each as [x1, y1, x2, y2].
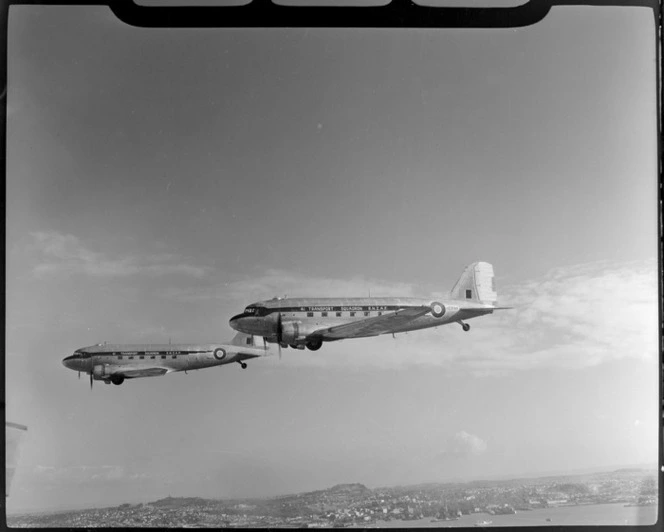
[8, 468, 657, 528]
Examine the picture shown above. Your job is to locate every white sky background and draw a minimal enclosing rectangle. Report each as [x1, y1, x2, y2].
[6, 5, 659, 512]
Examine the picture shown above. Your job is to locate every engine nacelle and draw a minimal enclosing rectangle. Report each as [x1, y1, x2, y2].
[92, 364, 108, 380]
[280, 321, 301, 345]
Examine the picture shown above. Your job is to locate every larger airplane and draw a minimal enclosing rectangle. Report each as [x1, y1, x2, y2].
[62, 333, 269, 387]
[230, 262, 511, 351]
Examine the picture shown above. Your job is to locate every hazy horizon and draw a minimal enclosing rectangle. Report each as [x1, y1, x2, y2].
[6, 4, 658, 514]
[6, 461, 658, 514]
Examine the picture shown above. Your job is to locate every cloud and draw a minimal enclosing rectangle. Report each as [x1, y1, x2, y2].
[31, 464, 129, 483]
[29, 231, 207, 279]
[227, 268, 417, 301]
[439, 431, 488, 458]
[160, 268, 417, 304]
[216, 259, 657, 374]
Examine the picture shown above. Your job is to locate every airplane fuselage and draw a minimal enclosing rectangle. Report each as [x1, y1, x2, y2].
[229, 296, 495, 349]
[63, 341, 267, 385]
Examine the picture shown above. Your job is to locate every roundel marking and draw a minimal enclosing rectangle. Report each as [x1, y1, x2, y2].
[213, 348, 227, 360]
[431, 302, 446, 318]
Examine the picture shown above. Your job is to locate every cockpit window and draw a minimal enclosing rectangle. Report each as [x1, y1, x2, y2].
[244, 306, 267, 317]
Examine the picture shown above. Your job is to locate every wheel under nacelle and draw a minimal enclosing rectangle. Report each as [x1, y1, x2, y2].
[276, 319, 322, 350]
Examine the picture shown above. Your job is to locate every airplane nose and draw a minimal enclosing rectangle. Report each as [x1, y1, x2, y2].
[229, 313, 244, 331]
[63, 354, 86, 372]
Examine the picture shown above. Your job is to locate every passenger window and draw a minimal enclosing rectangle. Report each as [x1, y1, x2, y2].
[350, 312, 356, 317]
[161, 355, 166, 359]
[172, 355, 177, 359]
[150, 355, 156, 359]
[139, 355, 144, 359]
[307, 312, 314, 317]
[129, 356, 134, 360]
[321, 312, 328, 317]
[466, 289, 472, 299]
[336, 312, 342, 317]
[378, 312, 382, 316]
[118, 355, 123, 360]
[364, 311, 370, 316]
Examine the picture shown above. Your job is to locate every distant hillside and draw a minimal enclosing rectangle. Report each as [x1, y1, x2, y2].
[149, 496, 209, 508]
[328, 483, 370, 494]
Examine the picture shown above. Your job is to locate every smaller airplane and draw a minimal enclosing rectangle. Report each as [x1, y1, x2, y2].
[62, 333, 269, 387]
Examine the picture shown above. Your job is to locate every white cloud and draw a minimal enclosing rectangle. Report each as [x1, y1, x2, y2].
[29, 231, 208, 279]
[439, 431, 488, 457]
[31, 464, 128, 483]
[160, 268, 417, 305]
[226, 268, 417, 302]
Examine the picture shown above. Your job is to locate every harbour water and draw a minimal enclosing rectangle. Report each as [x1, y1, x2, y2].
[371, 503, 657, 527]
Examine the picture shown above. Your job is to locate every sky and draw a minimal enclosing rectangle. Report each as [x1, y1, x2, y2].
[5, 4, 659, 513]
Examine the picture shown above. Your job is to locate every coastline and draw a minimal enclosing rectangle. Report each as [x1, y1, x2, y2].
[370, 502, 658, 528]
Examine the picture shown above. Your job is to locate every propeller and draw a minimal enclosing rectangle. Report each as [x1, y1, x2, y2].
[276, 312, 282, 360]
[78, 371, 80, 379]
[89, 373, 93, 390]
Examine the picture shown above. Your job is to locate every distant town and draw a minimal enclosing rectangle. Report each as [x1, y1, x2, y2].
[8, 468, 657, 528]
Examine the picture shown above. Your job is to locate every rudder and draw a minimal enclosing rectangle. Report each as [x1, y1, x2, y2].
[230, 332, 262, 348]
[450, 262, 498, 304]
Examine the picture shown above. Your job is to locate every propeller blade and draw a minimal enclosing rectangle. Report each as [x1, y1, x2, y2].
[276, 312, 282, 343]
[78, 371, 81, 379]
[90, 373, 93, 390]
[276, 312, 282, 360]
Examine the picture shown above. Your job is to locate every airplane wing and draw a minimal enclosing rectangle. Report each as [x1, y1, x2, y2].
[310, 305, 432, 341]
[235, 349, 271, 361]
[118, 367, 170, 378]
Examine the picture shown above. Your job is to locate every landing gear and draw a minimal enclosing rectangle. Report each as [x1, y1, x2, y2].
[306, 340, 323, 351]
[110, 375, 124, 385]
[458, 321, 470, 332]
[238, 361, 247, 369]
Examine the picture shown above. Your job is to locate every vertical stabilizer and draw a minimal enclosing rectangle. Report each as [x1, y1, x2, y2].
[230, 332, 263, 349]
[450, 262, 498, 304]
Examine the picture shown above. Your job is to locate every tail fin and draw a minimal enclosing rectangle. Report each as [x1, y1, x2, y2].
[450, 262, 498, 304]
[230, 332, 264, 349]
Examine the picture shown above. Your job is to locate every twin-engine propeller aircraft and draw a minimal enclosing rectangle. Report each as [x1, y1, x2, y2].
[62, 333, 268, 387]
[230, 262, 511, 352]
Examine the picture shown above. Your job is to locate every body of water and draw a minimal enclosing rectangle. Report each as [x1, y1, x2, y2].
[371, 503, 657, 527]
